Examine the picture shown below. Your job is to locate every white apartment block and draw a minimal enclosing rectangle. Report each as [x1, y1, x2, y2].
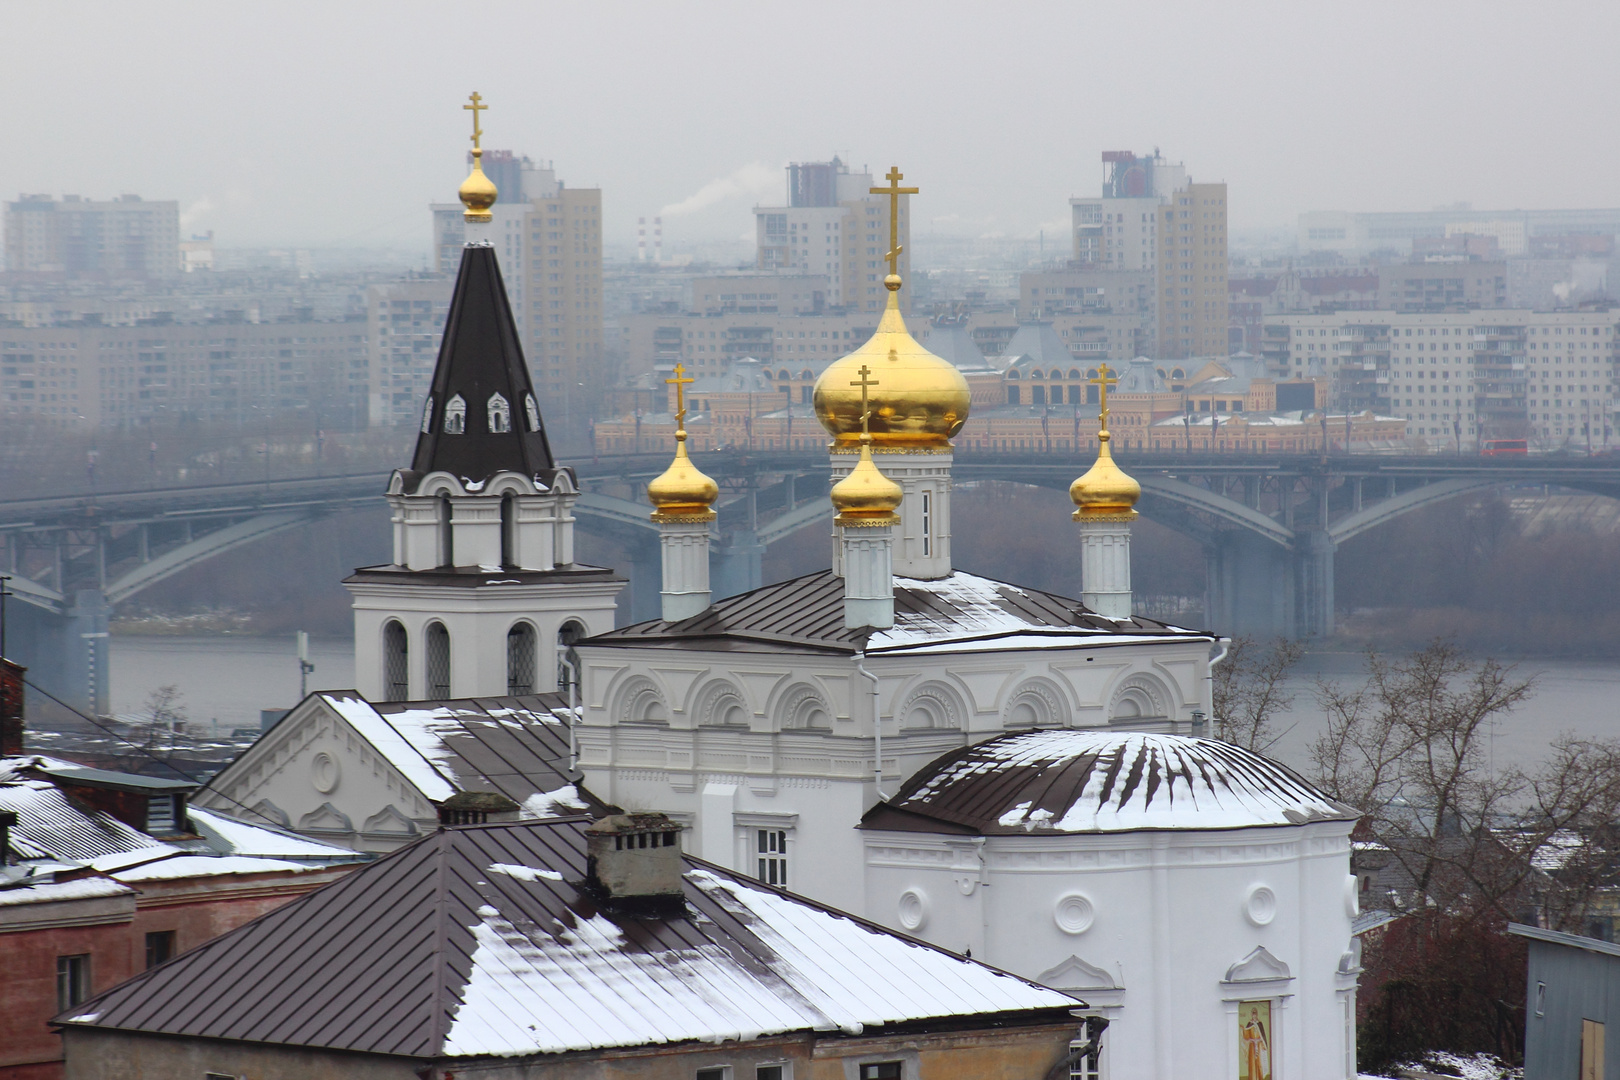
[4, 194, 181, 276]
[367, 277, 453, 425]
[753, 158, 909, 315]
[1262, 309, 1620, 448]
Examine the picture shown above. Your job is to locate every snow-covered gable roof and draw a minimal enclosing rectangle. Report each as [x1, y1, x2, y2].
[0, 774, 166, 862]
[60, 818, 1076, 1058]
[176, 807, 359, 862]
[863, 730, 1358, 835]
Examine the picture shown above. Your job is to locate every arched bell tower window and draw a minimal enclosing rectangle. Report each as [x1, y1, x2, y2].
[507, 622, 537, 695]
[443, 394, 466, 434]
[383, 621, 409, 702]
[420, 396, 434, 434]
[488, 392, 511, 433]
[425, 622, 451, 698]
[524, 393, 541, 432]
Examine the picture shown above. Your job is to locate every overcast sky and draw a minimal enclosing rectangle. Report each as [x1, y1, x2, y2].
[5, 1, 1615, 254]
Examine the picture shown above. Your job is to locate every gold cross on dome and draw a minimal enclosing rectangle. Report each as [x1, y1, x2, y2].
[464, 91, 487, 150]
[1090, 363, 1119, 429]
[666, 362, 694, 427]
[850, 363, 879, 434]
[869, 166, 918, 278]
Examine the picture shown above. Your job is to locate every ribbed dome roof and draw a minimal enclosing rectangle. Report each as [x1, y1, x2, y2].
[864, 730, 1356, 835]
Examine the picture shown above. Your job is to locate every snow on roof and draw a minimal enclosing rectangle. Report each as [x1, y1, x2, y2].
[64, 820, 1075, 1059]
[0, 876, 134, 907]
[0, 779, 166, 862]
[109, 855, 315, 883]
[869, 571, 1150, 650]
[321, 694, 457, 802]
[865, 730, 1357, 835]
[186, 806, 359, 860]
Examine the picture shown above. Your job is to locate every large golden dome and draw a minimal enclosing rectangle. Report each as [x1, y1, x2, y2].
[648, 432, 718, 521]
[460, 148, 497, 223]
[814, 278, 970, 448]
[830, 434, 902, 525]
[1070, 430, 1140, 518]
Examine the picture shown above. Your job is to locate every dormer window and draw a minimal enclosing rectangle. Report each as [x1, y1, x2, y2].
[488, 392, 511, 433]
[420, 396, 434, 433]
[444, 394, 466, 434]
[524, 393, 540, 432]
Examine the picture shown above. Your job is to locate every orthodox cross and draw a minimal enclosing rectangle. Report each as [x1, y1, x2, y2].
[1090, 363, 1119, 429]
[869, 166, 918, 278]
[464, 91, 487, 150]
[850, 363, 879, 434]
[666, 362, 694, 428]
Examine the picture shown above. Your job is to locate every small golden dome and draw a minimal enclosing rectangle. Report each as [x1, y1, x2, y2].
[648, 432, 718, 521]
[460, 148, 497, 223]
[813, 287, 970, 449]
[1070, 430, 1140, 518]
[831, 434, 902, 525]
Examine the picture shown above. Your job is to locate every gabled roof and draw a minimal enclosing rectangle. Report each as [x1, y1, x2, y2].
[587, 569, 1208, 655]
[58, 819, 1076, 1059]
[861, 730, 1358, 836]
[313, 694, 608, 816]
[926, 320, 993, 372]
[404, 245, 557, 491]
[0, 776, 163, 862]
[999, 322, 1076, 370]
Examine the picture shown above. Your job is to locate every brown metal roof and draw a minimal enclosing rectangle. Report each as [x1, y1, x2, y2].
[861, 730, 1358, 836]
[589, 569, 1206, 655]
[58, 818, 1076, 1060]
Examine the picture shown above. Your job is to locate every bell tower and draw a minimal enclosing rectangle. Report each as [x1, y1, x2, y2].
[345, 94, 622, 702]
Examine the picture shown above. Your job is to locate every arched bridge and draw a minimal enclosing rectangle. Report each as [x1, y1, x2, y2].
[5, 450, 1618, 712]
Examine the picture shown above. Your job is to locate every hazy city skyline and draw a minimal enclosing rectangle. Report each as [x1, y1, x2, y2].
[4, 0, 1617, 255]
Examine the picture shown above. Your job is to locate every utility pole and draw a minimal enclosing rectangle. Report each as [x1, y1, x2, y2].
[297, 631, 315, 699]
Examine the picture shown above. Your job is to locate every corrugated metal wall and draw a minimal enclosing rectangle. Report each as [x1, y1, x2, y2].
[1526, 939, 1619, 1079]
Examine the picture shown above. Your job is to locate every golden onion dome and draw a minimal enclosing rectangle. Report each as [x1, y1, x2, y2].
[813, 278, 970, 449]
[1070, 430, 1141, 518]
[830, 434, 903, 525]
[647, 432, 718, 521]
[459, 148, 497, 223]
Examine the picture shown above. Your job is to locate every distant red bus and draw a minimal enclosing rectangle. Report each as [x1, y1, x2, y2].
[1480, 439, 1528, 457]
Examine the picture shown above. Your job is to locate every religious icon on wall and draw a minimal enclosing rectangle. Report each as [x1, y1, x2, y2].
[1238, 1000, 1273, 1080]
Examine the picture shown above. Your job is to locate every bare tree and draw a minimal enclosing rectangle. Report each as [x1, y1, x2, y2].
[119, 685, 189, 767]
[1211, 636, 1304, 752]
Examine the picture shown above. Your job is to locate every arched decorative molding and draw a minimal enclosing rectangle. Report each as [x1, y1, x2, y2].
[897, 680, 967, 730]
[1108, 672, 1172, 726]
[443, 393, 466, 434]
[1003, 677, 1070, 728]
[1224, 945, 1293, 986]
[693, 679, 751, 728]
[415, 471, 468, 498]
[551, 469, 578, 495]
[1037, 954, 1117, 992]
[613, 675, 669, 725]
[248, 799, 290, 828]
[778, 683, 833, 731]
[487, 392, 512, 433]
[524, 393, 541, 432]
[361, 804, 420, 839]
[298, 802, 354, 835]
[486, 471, 540, 497]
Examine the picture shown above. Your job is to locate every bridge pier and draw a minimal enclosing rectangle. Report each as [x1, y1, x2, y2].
[1204, 532, 1295, 639]
[616, 534, 663, 627]
[6, 589, 110, 717]
[713, 528, 764, 602]
[1298, 531, 1336, 638]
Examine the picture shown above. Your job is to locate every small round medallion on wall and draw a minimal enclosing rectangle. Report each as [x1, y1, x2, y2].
[898, 889, 928, 931]
[310, 751, 341, 794]
[1344, 874, 1361, 919]
[1054, 892, 1095, 935]
[1245, 884, 1277, 927]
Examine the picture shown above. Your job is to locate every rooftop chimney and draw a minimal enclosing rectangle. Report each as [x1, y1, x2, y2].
[0, 658, 24, 758]
[584, 813, 685, 914]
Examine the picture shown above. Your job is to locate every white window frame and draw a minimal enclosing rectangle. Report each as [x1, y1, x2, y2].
[735, 812, 797, 889]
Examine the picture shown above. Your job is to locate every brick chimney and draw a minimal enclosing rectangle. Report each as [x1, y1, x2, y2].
[584, 813, 684, 915]
[0, 658, 24, 758]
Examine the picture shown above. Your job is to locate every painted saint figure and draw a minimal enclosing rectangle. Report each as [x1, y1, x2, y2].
[1239, 1001, 1271, 1080]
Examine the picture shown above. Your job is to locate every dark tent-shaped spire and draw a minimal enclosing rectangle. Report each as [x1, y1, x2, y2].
[406, 244, 556, 489]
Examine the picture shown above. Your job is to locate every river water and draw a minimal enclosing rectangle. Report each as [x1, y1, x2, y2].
[107, 636, 1620, 773]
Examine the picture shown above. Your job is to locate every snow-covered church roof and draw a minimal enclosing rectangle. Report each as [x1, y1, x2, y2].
[862, 730, 1358, 835]
[59, 818, 1077, 1058]
[590, 569, 1210, 655]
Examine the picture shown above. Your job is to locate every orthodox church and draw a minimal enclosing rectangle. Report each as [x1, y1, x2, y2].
[197, 118, 1363, 1079]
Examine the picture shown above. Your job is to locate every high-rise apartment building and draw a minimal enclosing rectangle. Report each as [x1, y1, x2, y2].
[430, 152, 603, 428]
[366, 276, 453, 425]
[753, 158, 909, 314]
[1069, 152, 1228, 359]
[4, 194, 180, 276]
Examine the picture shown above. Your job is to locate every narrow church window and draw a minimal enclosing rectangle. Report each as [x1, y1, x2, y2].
[525, 393, 541, 432]
[383, 621, 408, 701]
[444, 394, 466, 434]
[425, 622, 451, 698]
[921, 491, 931, 556]
[507, 622, 536, 695]
[757, 829, 787, 886]
[500, 493, 515, 567]
[437, 494, 453, 568]
[421, 395, 434, 433]
[488, 392, 511, 433]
